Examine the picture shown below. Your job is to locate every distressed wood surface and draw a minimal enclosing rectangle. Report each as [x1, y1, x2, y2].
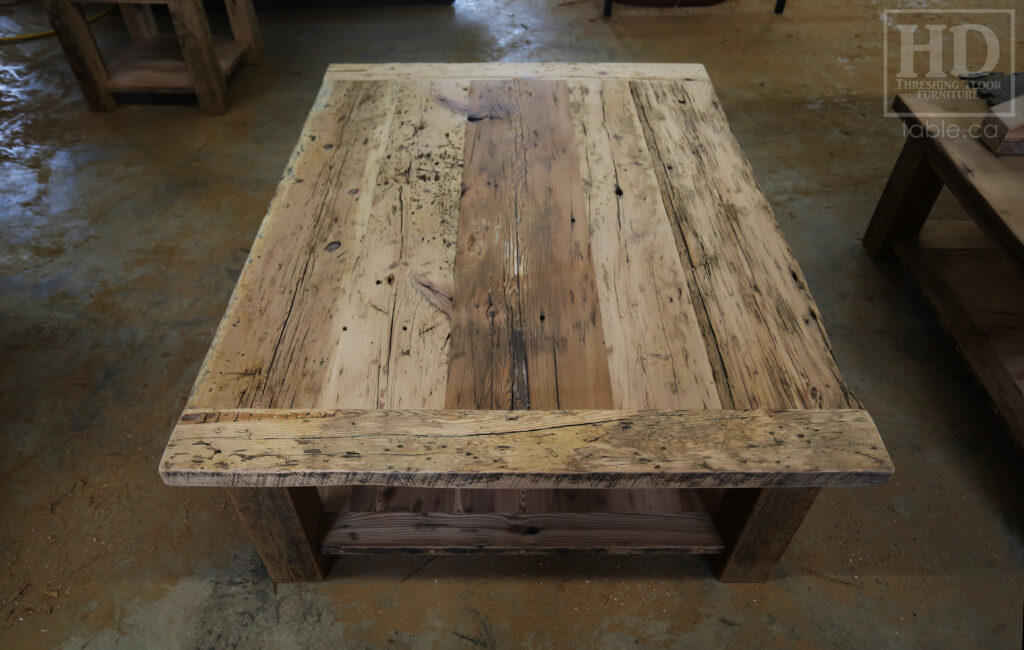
[163, 65, 891, 577]
[446, 79, 613, 411]
[321, 512, 723, 554]
[326, 63, 710, 81]
[161, 408, 892, 488]
[320, 485, 722, 553]
[569, 79, 720, 411]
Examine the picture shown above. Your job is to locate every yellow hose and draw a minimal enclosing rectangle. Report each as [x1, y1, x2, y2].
[0, 5, 114, 43]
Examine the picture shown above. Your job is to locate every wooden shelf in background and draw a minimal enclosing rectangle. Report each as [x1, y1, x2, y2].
[105, 35, 248, 94]
[892, 220, 1024, 453]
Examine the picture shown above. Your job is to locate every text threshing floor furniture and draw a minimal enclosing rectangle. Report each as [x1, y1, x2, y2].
[865, 94, 1024, 455]
[161, 63, 893, 582]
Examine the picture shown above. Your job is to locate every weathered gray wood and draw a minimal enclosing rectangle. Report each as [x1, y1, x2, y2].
[227, 487, 327, 581]
[160, 408, 892, 489]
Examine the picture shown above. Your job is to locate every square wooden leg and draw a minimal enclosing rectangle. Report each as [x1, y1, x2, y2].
[224, 0, 264, 64]
[227, 487, 328, 582]
[44, 0, 117, 112]
[863, 137, 944, 257]
[712, 487, 819, 582]
[119, 4, 159, 40]
[167, 0, 229, 115]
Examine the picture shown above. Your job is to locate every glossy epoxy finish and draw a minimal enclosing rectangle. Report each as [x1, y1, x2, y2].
[1, 0, 1022, 647]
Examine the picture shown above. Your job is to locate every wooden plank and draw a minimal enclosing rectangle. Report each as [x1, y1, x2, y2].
[895, 95, 1024, 269]
[446, 79, 613, 410]
[710, 486, 819, 581]
[629, 78, 860, 580]
[119, 3, 158, 40]
[335, 486, 710, 514]
[631, 79, 859, 412]
[160, 408, 893, 488]
[224, 0, 264, 64]
[326, 63, 710, 82]
[318, 80, 465, 411]
[320, 511, 723, 554]
[188, 80, 401, 409]
[568, 79, 720, 411]
[227, 487, 326, 581]
[105, 36, 247, 94]
[892, 220, 1024, 454]
[43, 0, 117, 112]
[167, 0, 227, 114]
[862, 136, 944, 257]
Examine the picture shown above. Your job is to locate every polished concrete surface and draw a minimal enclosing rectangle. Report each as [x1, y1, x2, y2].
[2, 0, 1022, 647]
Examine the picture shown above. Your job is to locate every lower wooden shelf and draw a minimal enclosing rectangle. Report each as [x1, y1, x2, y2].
[318, 487, 724, 554]
[892, 220, 1024, 453]
[105, 35, 247, 93]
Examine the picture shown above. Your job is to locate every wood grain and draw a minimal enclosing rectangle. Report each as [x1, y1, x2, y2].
[628, 78, 861, 580]
[227, 487, 326, 581]
[161, 408, 892, 488]
[319, 80, 465, 411]
[447, 79, 613, 410]
[189, 80, 401, 410]
[569, 79, 720, 411]
[631, 79, 858, 412]
[321, 512, 722, 554]
[326, 63, 710, 82]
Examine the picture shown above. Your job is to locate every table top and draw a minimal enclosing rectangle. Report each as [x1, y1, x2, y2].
[161, 64, 890, 488]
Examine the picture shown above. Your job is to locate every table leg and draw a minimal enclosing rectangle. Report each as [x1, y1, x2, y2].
[863, 137, 944, 257]
[224, 0, 264, 64]
[167, 0, 229, 115]
[227, 487, 327, 582]
[43, 0, 117, 112]
[712, 487, 819, 582]
[119, 4, 159, 40]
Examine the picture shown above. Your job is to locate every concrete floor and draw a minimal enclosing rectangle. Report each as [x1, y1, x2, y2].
[2, 0, 1023, 647]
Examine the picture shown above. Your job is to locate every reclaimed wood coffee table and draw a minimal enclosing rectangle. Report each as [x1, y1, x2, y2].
[161, 63, 893, 583]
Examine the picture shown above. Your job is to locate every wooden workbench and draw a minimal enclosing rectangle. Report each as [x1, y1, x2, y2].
[161, 63, 893, 582]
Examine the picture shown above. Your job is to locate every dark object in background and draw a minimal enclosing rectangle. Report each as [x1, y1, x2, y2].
[603, 0, 781, 21]
[963, 72, 1024, 106]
